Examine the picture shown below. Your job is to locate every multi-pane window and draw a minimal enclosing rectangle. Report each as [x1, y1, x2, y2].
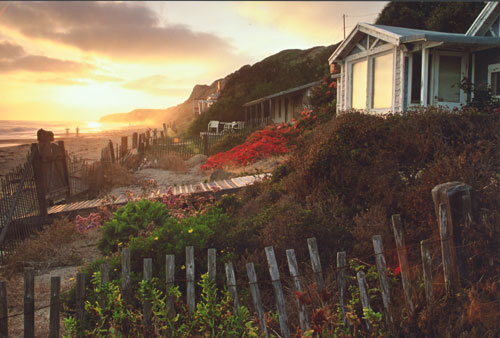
[372, 53, 394, 109]
[489, 63, 500, 97]
[351, 60, 367, 109]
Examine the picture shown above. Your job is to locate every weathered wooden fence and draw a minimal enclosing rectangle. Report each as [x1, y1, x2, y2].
[0, 181, 486, 338]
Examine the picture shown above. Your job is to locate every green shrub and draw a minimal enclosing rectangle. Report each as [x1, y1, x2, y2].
[98, 199, 171, 254]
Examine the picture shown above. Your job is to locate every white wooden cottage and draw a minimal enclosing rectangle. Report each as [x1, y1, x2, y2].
[329, 2, 500, 113]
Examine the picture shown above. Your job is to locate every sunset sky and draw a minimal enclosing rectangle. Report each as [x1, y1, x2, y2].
[0, 1, 387, 122]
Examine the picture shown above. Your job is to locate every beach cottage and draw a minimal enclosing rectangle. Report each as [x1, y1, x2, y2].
[329, 2, 500, 113]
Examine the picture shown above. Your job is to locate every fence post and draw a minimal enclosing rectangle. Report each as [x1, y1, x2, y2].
[337, 251, 347, 326]
[420, 239, 433, 305]
[31, 143, 48, 217]
[24, 267, 35, 338]
[56, 141, 71, 200]
[286, 249, 309, 333]
[0, 280, 8, 338]
[165, 254, 175, 318]
[246, 263, 268, 337]
[121, 136, 128, 157]
[391, 215, 414, 314]
[143, 258, 152, 325]
[225, 262, 239, 311]
[307, 237, 324, 291]
[186, 246, 195, 313]
[439, 204, 455, 297]
[372, 235, 393, 325]
[100, 263, 109, 307]
[108, 141, 115, 164]
[208, 248, 216, 282]
[356, 270, 372, 331]
[122, 248, 131, 304]
[76, 272, 85, 330]
[49, 276, 60, 338]
[132, 132, 138, 149]
[265, 246, 290, 338]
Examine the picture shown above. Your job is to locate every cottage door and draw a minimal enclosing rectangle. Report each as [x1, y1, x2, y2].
[432, 52, 467, 109]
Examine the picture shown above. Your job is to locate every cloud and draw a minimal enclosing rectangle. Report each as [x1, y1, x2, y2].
[122, 75, 190, 96]
[0, 41, 94, 73]
[0, 2, 236, 62]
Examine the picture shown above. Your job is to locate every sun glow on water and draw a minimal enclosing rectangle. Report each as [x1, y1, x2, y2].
[85, 121, 102, 132]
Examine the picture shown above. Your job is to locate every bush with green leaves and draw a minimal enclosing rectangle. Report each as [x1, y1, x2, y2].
[98, 199, 171, 254]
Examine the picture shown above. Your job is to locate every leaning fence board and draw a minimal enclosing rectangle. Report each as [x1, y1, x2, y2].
[225, 262, 239, 310]
[265, 246, 290, 338]
[391, 215, 414, 314]
[439, 204, 454, 296]
[166, 255, 176, 318]
[246, 263, 268, 337]
[307, 237, 324, 291]
[143, 258, 152, 325]
[208, 248, 216, 281]
[286, 249, 309, 333]
[420, 239, 433, 305]
[337, 251, 347, 326]
[122, 248, 131, 304]
[49, 276, 60, 338]
[24, 267, 35, 338]
[1, 280, 8, 338]
[372, 235, 393, 325]
[356, 270, 372, 331]
[76, 273, 85, 329]
[186, 246, 195, 313]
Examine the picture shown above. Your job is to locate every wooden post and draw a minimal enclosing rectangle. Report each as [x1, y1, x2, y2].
[100, 263, 109, 307]
[132, 132, 138, 149]
[143, 258, 152, 325]
[166, 254, 175, 318]
[76, 272, 85, 329]
[246, 263, 268, 337]
[439, 204, 454, 297]
[307, 237, 324, 291]
[49, 276, 60, 338]
[56, 140, 71, 200]
[391, 215, 414, 314]
[108, 141, 115, 163]
[265, 246, 290, 338]
[122, 248, 131, 304]
[31, 143, 48, 217]
[121, 136, 128, 157]
[372, 235, 393, 325]
[208, 248, 216, 282]
[286, 249, 309, 333]
[337, 251, 347, 326]
[0, 280, 8, 338]
[24, 267, 35, 338]
[186, 246, 195, 313]
[420, 239, 433, 305]
[356, 270, 372, 331]
[225, 262, 239, 311]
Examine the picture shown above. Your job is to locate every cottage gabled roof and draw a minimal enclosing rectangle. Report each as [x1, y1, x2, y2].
[329, 22, 500, 63]
[466, 2, 500, 37]
[242, 81, 320, 107]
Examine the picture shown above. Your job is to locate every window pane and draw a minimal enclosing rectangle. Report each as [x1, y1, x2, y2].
[438, 55, 461, 103]
[492, 72, 500, 96]
[373, 53, 394, 109]
[352, 60, 367, 109]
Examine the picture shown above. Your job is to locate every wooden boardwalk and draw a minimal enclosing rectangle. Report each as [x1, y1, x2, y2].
[47, 173, 270, 215]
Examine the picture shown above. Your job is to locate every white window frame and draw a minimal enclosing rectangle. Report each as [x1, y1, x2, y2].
[488, 63, 500, 98]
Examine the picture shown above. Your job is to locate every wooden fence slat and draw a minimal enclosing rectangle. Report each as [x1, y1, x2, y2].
[166, 254, 175, 318]
[307, 237, 324, 291]
[372, 235, 393, 325]
[420, 239, 433, 305]
[208, 248, 216, 282]
[49, 276, 60, 338]
[0, 280, 8, 338]
[122, 248, 131, 304]
[265, 246, 290, 338]
[439, 203, 454, 297]
[186, 246, 195, 313]
[356, 270, 372, 331]
[100, 263, 109, 307]
[246, 263, 268, 337]
[143, 258, 152, 325]
[286, 249, 309, 333]
[391, 215, 414, 314]
[336, 251, 347, 326]
[76, 272, 85, 330]
[225, 262, 239, 310]
[24, 267, 35, 338]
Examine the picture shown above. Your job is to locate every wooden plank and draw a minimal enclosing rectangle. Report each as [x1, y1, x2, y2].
[208, 248, 216, 282]
[246, 263, 268, 337]
[0, 280, 8, 338]
[356, 270, 372, 331]
[337, 251, 347, 326]
[49, 276, 60, 338]
[420, 239, 433, 305]
[165, 254, 175, 318]
[24, 267, 35, 338]
[224, 179, 238, 189]
[143, 258, 152, 325]
[286, 249, 309, 333]
[439, 204, 454, 297]
[122, 248, 131, 304]
[391, 215, 414, 314]
[186, 246, 195, 313]
[265, 246, 290, 338]
[100, 263, 109, 307]
[225, 262, 239, 310]
[307, 237, 324, 291]
[76, 272, 85, 330]
[372, 235, 393, 325]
